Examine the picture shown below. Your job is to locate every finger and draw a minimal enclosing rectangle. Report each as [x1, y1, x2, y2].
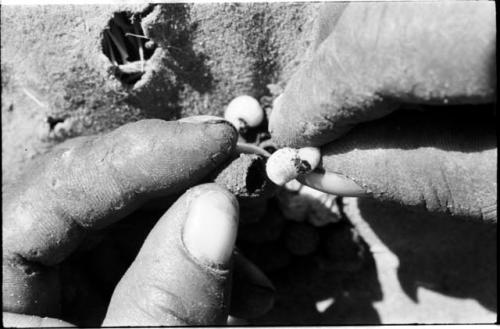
[269, 2, 496, 148]
[85, 230, 275, 321]
[3, 119, 237, 316]
[103, 184, 239, 326]
[2, 312, 75, 327]
[4, 119, 236, 264]
[303, 108, 497, 222]
[229, 252, 275, 319]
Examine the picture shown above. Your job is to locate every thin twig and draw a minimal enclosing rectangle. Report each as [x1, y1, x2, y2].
[236, 143, 271, 158]
[133, 22, 145, 72]
[103, 32, 118, 66]
[106, 28, 129, 64]
[125, 32, 149, 40]
[22, 88, 48, 108]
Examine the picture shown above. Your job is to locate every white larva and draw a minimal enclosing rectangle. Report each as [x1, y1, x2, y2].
[266, 147, 321, 186]
[224, 95, 264, 131]
[297, 147, 321, 171]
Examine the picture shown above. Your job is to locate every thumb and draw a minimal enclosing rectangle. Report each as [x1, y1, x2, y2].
[102, 184, 239, 326]
[2, 312, 74, 327]
[300, 108, 497, 222]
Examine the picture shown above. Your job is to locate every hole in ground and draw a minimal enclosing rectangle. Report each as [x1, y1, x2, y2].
[46, 116, 66, 131]
[246, 158, 267, 194]
[101, 11, 157, 85]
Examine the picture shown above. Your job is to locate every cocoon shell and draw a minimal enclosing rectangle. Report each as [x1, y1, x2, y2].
[213, 153, 275, 201]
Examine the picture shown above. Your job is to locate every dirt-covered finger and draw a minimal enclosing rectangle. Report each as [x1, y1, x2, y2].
[269, 2, 495, 148]
[103, 184, 238, 326]
[4, 119, 237, 265]
[2, 119, 237, 317]
[319, 108, 497, 221]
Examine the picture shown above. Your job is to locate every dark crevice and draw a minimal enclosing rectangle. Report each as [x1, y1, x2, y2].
[47, 116, 66, 131]
[121, 4, 214, 120]
[101, 11, 157, 85]
[245, 159, 266, 194]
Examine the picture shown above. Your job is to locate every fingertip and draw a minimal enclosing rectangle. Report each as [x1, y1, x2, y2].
[104, 184, 238, 326]
[177, 116, 239, 146]
[184, 184, 239, 215]
[201, 120, 239, 148]
[269, 84, 342, 148]
[268, 93, 304, 148]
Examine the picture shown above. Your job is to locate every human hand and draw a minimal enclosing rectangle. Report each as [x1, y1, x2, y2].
[269, 2, 496, 221]
[3, 119, 275, 326]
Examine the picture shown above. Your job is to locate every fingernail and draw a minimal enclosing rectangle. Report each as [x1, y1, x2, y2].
[183, 191, 239, 267]
[178, 115, 228, 125]
[298, 171, 367, 197]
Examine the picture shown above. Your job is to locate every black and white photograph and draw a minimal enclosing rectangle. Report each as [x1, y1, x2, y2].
[1, 0, 497, 327]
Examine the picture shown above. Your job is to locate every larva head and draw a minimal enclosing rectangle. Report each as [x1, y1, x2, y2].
[297, 147, 321, 172]
[266, 147, 322, 186]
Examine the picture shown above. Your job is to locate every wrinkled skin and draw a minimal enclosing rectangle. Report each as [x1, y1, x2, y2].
[2, 2, 497, 326]
[270, 2, 496, 222]
[3, 119, 275, 327]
